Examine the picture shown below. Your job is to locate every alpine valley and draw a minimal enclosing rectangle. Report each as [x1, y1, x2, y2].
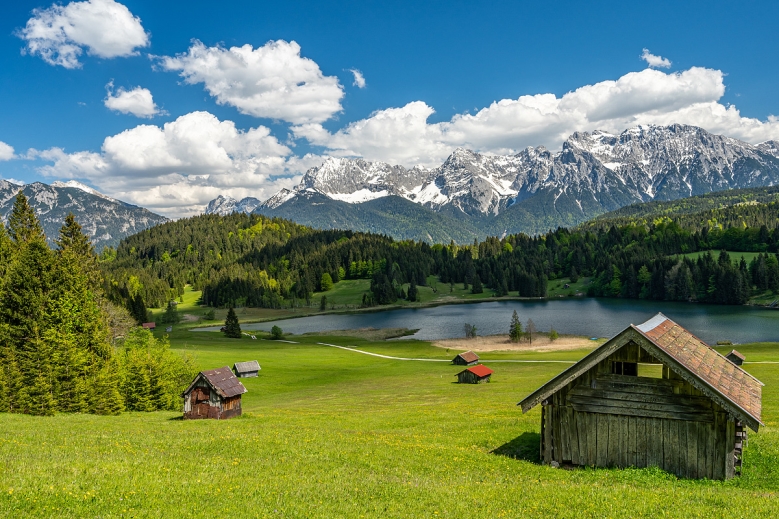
[207, 125, 779, 241]
[0, 180, 168, 249]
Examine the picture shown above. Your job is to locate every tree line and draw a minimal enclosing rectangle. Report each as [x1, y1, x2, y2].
[98, 194, 779, 313]
[0, 193, 195, 416]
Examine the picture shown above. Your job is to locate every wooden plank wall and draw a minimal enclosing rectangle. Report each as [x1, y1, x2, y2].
[540, 341, 736, 479]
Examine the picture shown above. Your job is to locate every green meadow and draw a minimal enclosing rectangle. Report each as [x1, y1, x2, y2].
[1, 329, 778, 518]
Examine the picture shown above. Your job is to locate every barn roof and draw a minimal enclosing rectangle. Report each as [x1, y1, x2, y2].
[518, 313, 763, 431]
[455, 351, 479, 363]
[458, 364, 493, 377]
[233, 360, 261, 373]
[727, 350, 745, 361]
[183, 366, 248, 398]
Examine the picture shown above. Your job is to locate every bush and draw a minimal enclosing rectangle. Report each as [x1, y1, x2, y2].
[319, 295, 327, 311]
[463, 323, 477, 339]
[271, 325, 284, 340]
[549, 328, 559, 341]
[203, 308, 215, 320]
[160, 301, 180, 324]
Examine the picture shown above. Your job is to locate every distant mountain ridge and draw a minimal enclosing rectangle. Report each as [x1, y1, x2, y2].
[206, 124, 779, 241]
[0, 180, 168, 249]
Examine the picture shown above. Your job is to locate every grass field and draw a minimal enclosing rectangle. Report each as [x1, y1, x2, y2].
[1, 330, 778, 518]
[674, 250, 765, 264]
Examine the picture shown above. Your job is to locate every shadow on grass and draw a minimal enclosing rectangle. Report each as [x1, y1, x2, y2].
[491, 432, 541, 464]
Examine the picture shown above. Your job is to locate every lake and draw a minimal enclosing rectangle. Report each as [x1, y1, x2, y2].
[193, 298, 779, 344]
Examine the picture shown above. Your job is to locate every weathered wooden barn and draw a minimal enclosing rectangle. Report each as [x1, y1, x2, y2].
[453, 351, 480, 366]
[456, 364, 493, 384]
[182, 366, 247, 420]
[519, 313, 763, 479]
[233, 360, 261, 378]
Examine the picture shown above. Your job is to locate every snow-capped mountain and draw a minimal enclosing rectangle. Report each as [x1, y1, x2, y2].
[248, 125, 779, 237]
[205, 195, 262, 215]
[0, 181, 168, 249]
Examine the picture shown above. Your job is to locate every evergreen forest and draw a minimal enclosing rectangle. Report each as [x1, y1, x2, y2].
[0, 194, 195, 416]
[98, 190, 779, 313]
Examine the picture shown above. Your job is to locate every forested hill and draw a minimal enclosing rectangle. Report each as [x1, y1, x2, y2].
[583, 185, 779, 231]
[102, 191, 779, 315]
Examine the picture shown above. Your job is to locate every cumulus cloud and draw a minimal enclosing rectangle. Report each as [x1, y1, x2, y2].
[0, 141, 15, 161]
[17, 0, 149, 69]
[159, 40, 343, 124]
[104, 82, 163, 118]
[350, 69, 366, 88]
[34, 111, 309, 217]
[641, 48, 672, 69]
[295, 66, 779, 167]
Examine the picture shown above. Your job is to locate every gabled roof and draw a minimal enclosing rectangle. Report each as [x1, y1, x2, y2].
[518, 313, 763, 431]
[727, 350, 745, 361]
[183, 366, 248, 398]
[455, 351, 479, 363]
[458, 364, 493, 377]
[233, 360, 261, 373]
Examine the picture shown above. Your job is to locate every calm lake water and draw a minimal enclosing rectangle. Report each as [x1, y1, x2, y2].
[193, 298, 779, 344]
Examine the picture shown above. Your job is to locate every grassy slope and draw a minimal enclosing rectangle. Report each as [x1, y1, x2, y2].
[1, 331, 778, 518]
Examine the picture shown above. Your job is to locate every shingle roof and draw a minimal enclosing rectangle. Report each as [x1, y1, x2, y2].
[456, 351, 479, 363]
[727, 350, 745, 361]
[233, 360, 261, 373]
[633, 313, 762, 426]
[458, 364, 493, 377]
[518, 313, 763, 431]
[183, 366, 247, 398]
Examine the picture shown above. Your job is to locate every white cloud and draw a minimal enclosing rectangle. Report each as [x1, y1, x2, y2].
[104, 82, 162, 118]
[0, 141, 15, 161]
[350, 69, 366, 88]
[641, 48, 672, 69]
[17, 0, 149, 69]
[295, 66, 779, 166]
[34, 111, 309, 217]
[159, 40, 344, 124]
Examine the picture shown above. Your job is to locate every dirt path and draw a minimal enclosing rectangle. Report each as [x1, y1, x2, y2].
[316, 342, 576, 363]
[432, 334, 601, 353]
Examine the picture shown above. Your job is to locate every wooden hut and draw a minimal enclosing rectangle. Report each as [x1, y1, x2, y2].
[182, 366, 247, 420]
[519, 313, 763, 479]
[726, 350, 745, 366]
[453, 351, 480, 366]
[456, 364, 493, 384]
[142, 322, 156, 330]
[233, 360, 261, 378]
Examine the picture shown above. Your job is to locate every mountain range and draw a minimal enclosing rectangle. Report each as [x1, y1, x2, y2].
[208, 124, 779, 241]
[0, 180, 168, 249]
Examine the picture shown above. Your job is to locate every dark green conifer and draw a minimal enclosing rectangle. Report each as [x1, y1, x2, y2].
[8, 193, 44, 244]
[224, 307, 241, 338]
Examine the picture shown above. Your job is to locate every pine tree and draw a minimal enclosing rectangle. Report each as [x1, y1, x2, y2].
[509, 310, 523, 342]
[90, 362, 125, 415]
[8, 193, 44, 244]
[471, 274, 483, 294]
[161, 301, 180, 324]
[224, 307, 241, 338]
[407, 280, 419, 302]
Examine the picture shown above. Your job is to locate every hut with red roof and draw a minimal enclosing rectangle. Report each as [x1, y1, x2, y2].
[519, 313, 763, 479]
[182, 366, 247, 420]
[456, 364, 493, 384]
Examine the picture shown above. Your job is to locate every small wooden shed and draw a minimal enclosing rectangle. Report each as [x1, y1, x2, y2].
[519, 313, 763, 479]
[726, 350, 745, 366]
[142, 322, 156, 330]
[456, 364, 493, 384]
[233, 360, 261, 378]
[453, 351, 480, 366]
[182, 366, 247, 420]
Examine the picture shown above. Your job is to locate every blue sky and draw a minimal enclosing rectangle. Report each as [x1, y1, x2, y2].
[1, 0, 778, 216]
